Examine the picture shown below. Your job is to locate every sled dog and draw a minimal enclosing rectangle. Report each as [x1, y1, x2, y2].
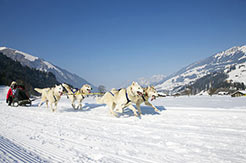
[62, 83, 92, 109]
[34, 84, 64, 112]
[135, 86, 160, 115]
[97, 82, 144, 117]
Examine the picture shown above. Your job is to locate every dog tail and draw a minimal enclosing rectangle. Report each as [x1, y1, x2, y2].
[34, 88, 50, 94]
[34, 88, 43, 94]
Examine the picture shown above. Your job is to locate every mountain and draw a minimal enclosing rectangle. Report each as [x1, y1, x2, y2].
[0, 53, 59, 95]
[226, 62, 246, 84]
[120, 74, 166, 88]
[155, 45, 246, 93]
[0, 47, 96, 89]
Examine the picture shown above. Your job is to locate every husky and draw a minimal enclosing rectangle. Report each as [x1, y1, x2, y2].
[34, 84, 64, 112]
[135, 86, 160, 115]
[97, 82, 144, 117]
[62, 83, 92, 109]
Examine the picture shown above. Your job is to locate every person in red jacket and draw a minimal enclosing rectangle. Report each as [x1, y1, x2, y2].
[6, 81, 17, 106]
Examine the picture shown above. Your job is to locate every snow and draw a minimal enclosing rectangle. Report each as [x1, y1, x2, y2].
[0, 85, 246, 162]
[42, 60, 64, 76]
[43, 61, 58, 70]
[15, 50, 38, 62]
[227, 62, 246, 84]
[0, 47, 38, 62]
[214, 46, 246, 60]
[0, 47, 7, 51]
[155, 64, 211, 91]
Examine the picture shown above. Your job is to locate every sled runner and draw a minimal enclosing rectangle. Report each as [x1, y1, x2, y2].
[12, 99, 32, 107]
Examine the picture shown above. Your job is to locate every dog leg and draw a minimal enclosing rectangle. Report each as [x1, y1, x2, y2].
[71, 101, 77, 109]
[128, 105, 139, 117]
[46, 100, 49, 108]
[54, 102, 58, 112]
[114, 104, 124, 113]
[51, 103, 56, 112]
[136, 103, 142, 115]
[38, 101, 43, 107]
[38, 97, 45, 107]
[79, 103, 82, 109]
[108, 102, 118, 116]
[144, 101, 160, 112]
[78, 99, 83, 109]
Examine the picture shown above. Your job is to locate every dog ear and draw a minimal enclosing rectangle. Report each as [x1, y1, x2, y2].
[132, 81, 135, 85]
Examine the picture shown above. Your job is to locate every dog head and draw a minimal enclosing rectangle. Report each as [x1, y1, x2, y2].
[130, 81, 143, 96]
[55, 84, 64, 96]
[81, 84, 92, 94]
[146, 86, 158, 101]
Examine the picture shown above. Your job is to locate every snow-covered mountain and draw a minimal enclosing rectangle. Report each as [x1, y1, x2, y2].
[0, 47, 96, 89]
[226, 62, 246, 84]
[120, 74, 166, 88]
[156, 45, 246, 92]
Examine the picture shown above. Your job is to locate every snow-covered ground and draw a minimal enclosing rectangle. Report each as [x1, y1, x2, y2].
[0, 86, 246, 163]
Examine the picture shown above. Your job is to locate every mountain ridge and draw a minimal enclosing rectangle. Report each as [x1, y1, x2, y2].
[0, 47, 96, 89]
[155, 45, 246, 93]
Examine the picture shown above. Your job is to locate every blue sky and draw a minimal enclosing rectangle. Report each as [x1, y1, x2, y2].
[1, 0, 246, 88]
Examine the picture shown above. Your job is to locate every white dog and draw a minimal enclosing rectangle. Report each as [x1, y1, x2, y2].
[97, 82, 144, 117]
[135, 86, 160, 115]
[62, 83, 92, 109]
[34, 84, 64, 112]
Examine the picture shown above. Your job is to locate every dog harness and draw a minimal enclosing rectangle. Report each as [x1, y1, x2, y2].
[109, 89, 131, 104]
[71, 88, 79, 94]
[53, 95, 58, 102]
[142, 95, 146, 101]
[125, 90, 131, 104]
[109, 91, 115, 96]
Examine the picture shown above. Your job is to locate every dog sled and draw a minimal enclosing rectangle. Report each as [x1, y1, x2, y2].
[12, 88, 32, 107]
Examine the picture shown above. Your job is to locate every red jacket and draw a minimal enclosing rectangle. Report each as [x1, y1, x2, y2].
[6, 88, 15, 100]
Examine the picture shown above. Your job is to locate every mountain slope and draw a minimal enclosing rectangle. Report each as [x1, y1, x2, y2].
[0, 53, 59, 95]
[226, 62, 246, 84]
[156, 45, 246, 92]
[0, 47, 96, 89]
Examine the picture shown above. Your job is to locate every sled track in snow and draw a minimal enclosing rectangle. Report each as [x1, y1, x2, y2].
[0, 136, 47, 162]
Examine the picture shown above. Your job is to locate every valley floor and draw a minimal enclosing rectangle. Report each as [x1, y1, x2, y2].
[0, 86, 246, 163]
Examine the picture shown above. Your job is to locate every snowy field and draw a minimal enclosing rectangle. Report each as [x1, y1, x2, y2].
[0, 86, 246, 163]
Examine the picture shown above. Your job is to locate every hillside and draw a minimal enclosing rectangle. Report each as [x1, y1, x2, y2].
[156, 45, 246, 93]
[0, 53, 59, 95]
[0, 47, 96, 89]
